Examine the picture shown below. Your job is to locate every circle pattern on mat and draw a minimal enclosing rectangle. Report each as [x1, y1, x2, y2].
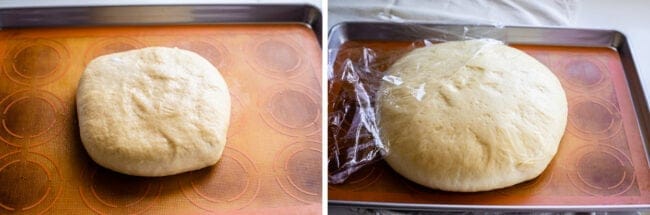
[84, 38, 144, 65]
[274, 141, 321, 203]
[0, 151, 63, 214]
[180, 146, 260, 212]
[568, 97, 622, 140]
[259, 84, 320, 137]
[0, 89, 67, 148]
[568, 145, 635, 196]
[3, 39, 69, 86]
[227, 92, 246, 138]
[165, 39, 230, 70]
[79, 165, 162, 214]
[246, 38, 308, 79]
[559, 57, 609, 92]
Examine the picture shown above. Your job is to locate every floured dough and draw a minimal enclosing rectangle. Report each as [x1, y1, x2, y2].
[77, 47, 230, 177]
[378, 39, 567, 192]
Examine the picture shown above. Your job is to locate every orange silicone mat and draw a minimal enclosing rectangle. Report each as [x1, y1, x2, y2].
[328, 41, 650, 207]
[0, 24, 322, 214]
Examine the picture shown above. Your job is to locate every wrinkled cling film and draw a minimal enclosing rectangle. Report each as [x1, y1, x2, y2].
[328, 24, 507, 184]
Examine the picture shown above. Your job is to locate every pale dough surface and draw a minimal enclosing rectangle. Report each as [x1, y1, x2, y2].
[77, 47, 231, 177]
[378, 39, 567, 192]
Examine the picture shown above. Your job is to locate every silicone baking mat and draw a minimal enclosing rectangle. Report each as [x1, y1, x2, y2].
[328, 40, 650, 208]
[0, 24, 321, 214]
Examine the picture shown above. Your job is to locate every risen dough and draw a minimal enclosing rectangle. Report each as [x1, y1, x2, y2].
[378, 39, 567, 192]
[77, 47, 230, 177]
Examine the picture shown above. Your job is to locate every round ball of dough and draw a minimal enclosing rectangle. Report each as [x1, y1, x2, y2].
[77, 47, 231, 177]
[378, 39, 567, 192]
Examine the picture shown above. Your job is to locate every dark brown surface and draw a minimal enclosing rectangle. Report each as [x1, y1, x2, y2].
[328, 41, 650, 206]
[0, 24, 322, 214]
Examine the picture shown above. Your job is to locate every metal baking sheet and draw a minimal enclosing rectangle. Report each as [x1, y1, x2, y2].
[328, 22, 650, 211]
[0, 4, 322, 45]
[0, 5, 322, 214]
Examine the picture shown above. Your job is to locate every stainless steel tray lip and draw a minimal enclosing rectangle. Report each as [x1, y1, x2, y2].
[0, 2, 323, 10]
[327, 22, 650, 210]
[329, 21, 624, 34]
[329, 200, 650, 212]
[328, 21, 625, 48]
[0, 4, 322, 45]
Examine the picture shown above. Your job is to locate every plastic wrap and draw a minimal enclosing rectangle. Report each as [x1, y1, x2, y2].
[327, 24, 510, 183]
[327, 41, 388, 184]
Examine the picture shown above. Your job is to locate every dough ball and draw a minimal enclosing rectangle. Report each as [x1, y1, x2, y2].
[378, 39, 567, 192]
[77, 47, 231, 177]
